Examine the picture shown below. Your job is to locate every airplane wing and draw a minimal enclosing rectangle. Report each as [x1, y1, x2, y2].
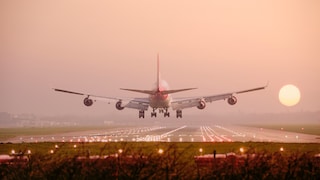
[171, 85, 267, 110]
[53, 88, 149, 110]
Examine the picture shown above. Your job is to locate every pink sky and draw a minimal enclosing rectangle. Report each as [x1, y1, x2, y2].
[1, 1, 319, 117]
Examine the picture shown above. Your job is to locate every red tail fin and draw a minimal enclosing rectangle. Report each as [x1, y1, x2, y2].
[157, 54, 160, 92]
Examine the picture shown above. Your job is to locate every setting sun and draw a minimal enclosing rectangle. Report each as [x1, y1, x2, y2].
[279, 84, 301, 106]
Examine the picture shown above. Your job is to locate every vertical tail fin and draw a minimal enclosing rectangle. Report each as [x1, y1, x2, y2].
[157, 53, 160, 91]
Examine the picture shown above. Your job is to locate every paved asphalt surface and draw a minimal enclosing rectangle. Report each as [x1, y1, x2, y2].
[7, 125, 320, 143]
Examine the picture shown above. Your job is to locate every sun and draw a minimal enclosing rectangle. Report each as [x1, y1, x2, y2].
[278, 84, 301, 106]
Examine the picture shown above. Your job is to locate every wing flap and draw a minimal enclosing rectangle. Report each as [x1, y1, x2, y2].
[203, 93, 232, 103]
[171, 99, 202, 110]
[124, 101, 149, 110]
[125, 98, 149, 110]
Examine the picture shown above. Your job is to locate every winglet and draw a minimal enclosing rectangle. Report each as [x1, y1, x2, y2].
[265, 81, 269, 88]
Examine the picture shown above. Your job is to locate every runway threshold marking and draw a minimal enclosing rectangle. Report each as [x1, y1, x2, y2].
[215, 125, 244, 137]
[200, 126, 207, 142]
[207, 126, 232, 142]
[136, 125, 188, 142]
[205, 126, 223, 142]
[160, 125, 187, 139]
[202, 126, 215, 142]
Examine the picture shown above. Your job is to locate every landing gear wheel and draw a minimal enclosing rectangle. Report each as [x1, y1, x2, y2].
[151, 112, 157, 118]
[164, 112, 170, 117]
[176, 110, 182, 118]
[139, 110, 145, 118]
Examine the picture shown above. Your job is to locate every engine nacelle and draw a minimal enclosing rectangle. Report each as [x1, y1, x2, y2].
[83, 97, 93, 106]
[197, 100, 206, 110]
[116, 101, 125, 110]
[227, 96, 237, 105]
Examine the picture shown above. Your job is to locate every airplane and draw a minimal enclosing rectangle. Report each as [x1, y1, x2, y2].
[54, 55, 267, 118]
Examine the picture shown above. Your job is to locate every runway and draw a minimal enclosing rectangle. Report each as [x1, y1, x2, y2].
[7, 124, 320, 143]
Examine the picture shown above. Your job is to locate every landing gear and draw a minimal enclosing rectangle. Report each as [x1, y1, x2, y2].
[151, 112, 157, 117]
[139, 110, 145, 118]
[164, 108, 170, 117]
[176, 110, 182, 118]
[151, 108, 170, 118]
[151, 108, 157, 118]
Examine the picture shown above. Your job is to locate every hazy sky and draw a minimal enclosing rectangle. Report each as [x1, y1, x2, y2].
[1, 1, 319, 117]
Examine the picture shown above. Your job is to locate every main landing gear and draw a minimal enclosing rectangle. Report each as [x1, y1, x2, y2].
[176, 110, 182, 118]
[164, 111, 170, 118]
[138, 109, 182, 118]
[151, 110, 157, 118]
[150, 108, 170, 118]
[139, 110, 145, 118]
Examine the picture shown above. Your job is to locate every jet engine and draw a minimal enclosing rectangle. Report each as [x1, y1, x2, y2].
[197, 99, 206, 110]
[227, 96, 237, 105]
[83, 97, 93, 106]
[116, 101, 125, 110]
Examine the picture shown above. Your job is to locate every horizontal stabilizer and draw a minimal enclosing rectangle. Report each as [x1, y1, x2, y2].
[161, 88, 197, 95]
[120, 88, 155, 95]
[120, 88, 196, 95]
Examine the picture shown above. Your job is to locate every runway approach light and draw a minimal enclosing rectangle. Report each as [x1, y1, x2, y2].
[11, 150, 15, 154]
[280, 147, 284, 152]
[55, 144, 59, 149]
[240, 147, 244, 153]
[27, 150, 31, 154]
[73, 144, 77, 149]
[158, 149, 164, 155]
[118, 149, 123, 154]
[199, 148, 203, 153]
